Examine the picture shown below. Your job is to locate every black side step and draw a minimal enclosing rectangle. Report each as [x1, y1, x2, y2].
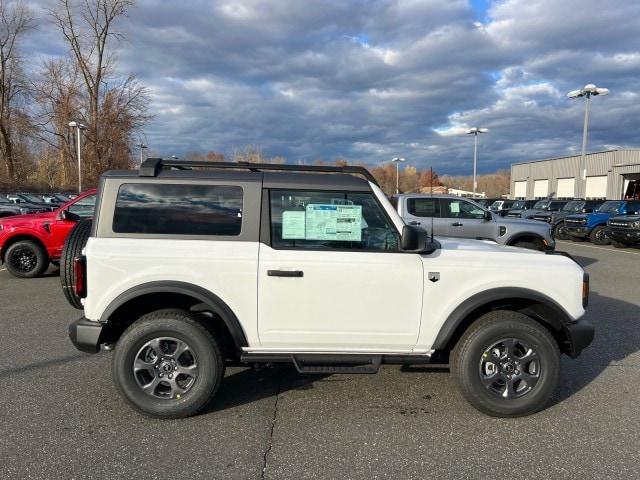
[291, 354, 382, 374]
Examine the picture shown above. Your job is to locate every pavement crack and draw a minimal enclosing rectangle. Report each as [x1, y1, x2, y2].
[261, 376, 281, 480]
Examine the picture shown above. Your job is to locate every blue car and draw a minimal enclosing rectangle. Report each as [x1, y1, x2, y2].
[564, 200, 640, 245]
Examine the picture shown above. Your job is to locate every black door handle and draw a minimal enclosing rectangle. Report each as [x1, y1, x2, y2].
[267, 270, 304, 277]
[409, 221, 420, 225]
[451, 222, 463, 227]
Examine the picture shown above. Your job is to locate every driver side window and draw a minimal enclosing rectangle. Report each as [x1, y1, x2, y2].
[441, 199, 485, 219]
[269, 190, 399, 251]
[67, 194, 96, 218]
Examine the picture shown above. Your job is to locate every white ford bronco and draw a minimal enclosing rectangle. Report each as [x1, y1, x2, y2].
[67, 159, 594, 418]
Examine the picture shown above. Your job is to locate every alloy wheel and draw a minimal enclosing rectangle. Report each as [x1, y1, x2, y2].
[133, 337, 199, 399]
[9, 247, 38, 273]
[478, 338, 541, 399]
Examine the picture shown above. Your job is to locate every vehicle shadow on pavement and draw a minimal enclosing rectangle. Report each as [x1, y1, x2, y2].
[552, 290, 640, 406]
[570, 254, 598, 268]
[203, 365, 328, 414]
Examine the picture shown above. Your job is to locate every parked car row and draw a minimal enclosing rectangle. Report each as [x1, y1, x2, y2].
[0, 189, 96, 277]
[0, 192, 77, 218]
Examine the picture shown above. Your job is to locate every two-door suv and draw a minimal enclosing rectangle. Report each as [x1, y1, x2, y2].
[68, 159, 593, 418]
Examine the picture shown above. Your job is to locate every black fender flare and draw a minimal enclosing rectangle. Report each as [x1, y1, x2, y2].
[431, 287, 572, 350]
[506, 231, 546, 246]
[100, 281, 248, 348]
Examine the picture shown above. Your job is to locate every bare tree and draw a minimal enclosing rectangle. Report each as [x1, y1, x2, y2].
[0, 0, 33, 181]
[50, 0, 148, 186]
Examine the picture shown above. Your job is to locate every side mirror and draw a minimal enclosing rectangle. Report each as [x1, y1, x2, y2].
[484, 211, 493, 221]
[401, 225, 439, 254]
[61, 209, 80, 222]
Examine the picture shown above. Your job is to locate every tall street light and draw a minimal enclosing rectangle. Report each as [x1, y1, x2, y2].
[138, 143, 148, 165]
[68, 121, 87, 193]
[391, 157, 405, 194]
[567, 83, 609, 195]
[466, 127, 488, 198]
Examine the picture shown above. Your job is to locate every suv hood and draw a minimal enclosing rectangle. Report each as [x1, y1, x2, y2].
[0, 210, 57, 227]
[437, 236, 542, 255]
[496, 216, 549, 232]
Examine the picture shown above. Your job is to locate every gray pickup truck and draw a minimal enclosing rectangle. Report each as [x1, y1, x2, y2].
[393, 194, 555, 251]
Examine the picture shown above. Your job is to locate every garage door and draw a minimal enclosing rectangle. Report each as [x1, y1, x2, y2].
[556, 178, 575, 198]
[533, 180, 549, 198]
[585, 176, 607, 199]
[513, 181, 527, 199]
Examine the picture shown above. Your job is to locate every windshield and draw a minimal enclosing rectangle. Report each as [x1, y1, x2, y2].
[597, 201, 622, 214]
[511, 200, 527, 209]
[20, 194, 43, 203]
[533, 200, 551, 209]
[489, 201, 503, 209]
[0, 196, 9, 204]
[562, 201, 584, 212]
[54, 194, 70, 202]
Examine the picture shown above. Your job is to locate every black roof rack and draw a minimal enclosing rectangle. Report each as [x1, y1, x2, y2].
[139, 158, 379, 186]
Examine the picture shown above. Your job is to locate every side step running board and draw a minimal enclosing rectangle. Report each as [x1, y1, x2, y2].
[291, 354, 382, 374]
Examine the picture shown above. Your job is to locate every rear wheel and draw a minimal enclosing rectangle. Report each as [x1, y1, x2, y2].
[451, 310, 560, 417]
[4, 240, 48, 278]
[553, 222, 569, 240]
[589, 225, 610, 245]
[60, 218, 92, 309]
[112, 309, 225, 419]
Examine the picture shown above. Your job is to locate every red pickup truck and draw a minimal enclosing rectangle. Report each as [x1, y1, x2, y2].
[0, 189, 97, 278]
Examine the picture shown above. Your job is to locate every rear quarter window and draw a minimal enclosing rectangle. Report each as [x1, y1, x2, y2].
[112, 183, 243, 235]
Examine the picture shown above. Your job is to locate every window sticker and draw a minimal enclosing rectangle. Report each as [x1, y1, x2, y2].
[282, 211, 306, 239]
[450, 202, 460, 213]
[305, 204, 362, 241]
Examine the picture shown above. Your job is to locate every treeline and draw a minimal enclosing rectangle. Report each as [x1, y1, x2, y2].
[187, 147, 511, 197]
[0, 0, 148, 191]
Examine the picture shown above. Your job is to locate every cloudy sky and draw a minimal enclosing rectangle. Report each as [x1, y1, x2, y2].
[26, 0, 640, 174]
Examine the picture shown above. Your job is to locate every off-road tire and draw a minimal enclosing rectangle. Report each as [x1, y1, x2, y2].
[60, 218, 92, 309]
[112, 309, 225, 419]
[553, 222, 569, 241]
[589, 225, 610, 245]
[4, 240, 49, 278]
[451, 310, 560, 417]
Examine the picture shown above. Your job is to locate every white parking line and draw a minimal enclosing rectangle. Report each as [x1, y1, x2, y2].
[0, 268, 5, 272]
[557, 241, 640, 255]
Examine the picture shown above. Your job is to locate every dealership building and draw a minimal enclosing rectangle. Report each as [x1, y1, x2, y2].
[510, 149, 640, 200]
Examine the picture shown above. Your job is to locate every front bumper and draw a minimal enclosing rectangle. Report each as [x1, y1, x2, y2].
[565, 225, 590, 238]
[606, 229, 640, 243]
[69, 316, 104, 353]
[563, 318, 595, 358]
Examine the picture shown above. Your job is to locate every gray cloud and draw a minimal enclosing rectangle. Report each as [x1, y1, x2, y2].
[25, 0, 640, 174]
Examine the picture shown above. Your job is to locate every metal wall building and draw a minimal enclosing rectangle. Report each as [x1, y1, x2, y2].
[510, 149, 640, 200]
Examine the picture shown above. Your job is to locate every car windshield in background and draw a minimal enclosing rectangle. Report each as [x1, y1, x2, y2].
[533, 200, 551, 209]
[0, 196, 10, 203]
[20, 194, 43, 203]
[511, 200, 527, 209]
[597, 201, 622, 214]
[562, 201, 585, 212]
[54, 194, 70, 202]
[489, 201, 502, 209]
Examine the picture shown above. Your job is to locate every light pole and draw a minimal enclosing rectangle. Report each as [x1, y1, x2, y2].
[68, 121, 87, 193]
[138, 143, 148, 165]
[391, 157, 405, 194]
[466, 127, 488, 198]
[567, 84, 609, 196]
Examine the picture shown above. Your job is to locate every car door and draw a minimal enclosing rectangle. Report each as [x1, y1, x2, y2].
[440, 198, 496, 240]
[402, 196, 448, 237]
[257, 188, 424, 351]
[49, 193, 97, 257]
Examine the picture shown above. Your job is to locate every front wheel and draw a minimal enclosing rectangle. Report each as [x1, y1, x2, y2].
[4, 240, 49, 278]
[512, 240, 544, 251]
[589, 225, 610, 245]
[451, 311, 560, 417]
[553, 222, 570, 240]
[112, 309, 225, 419]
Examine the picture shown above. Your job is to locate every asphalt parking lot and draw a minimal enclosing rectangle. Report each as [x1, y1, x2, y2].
[0, 241, 639, 479]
